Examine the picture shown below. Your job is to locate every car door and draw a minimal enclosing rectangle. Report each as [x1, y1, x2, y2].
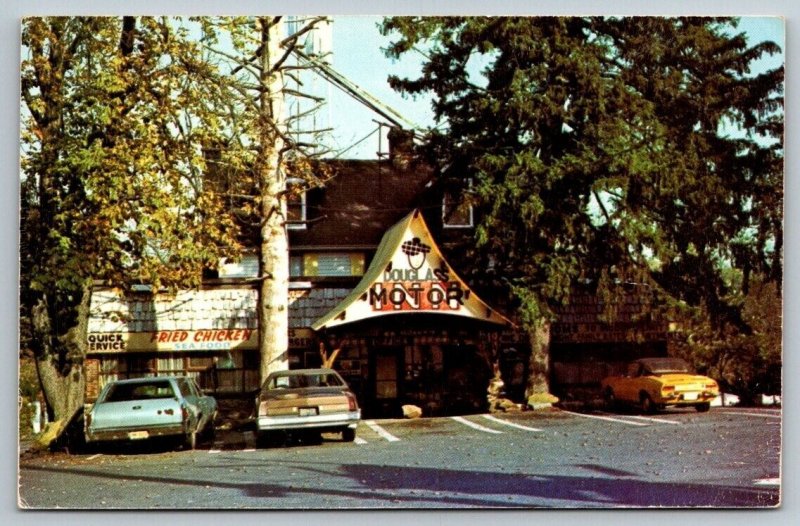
[176, 378, 202, 431]
[190, 378, 215, 426]
[618, 362, 643, 402]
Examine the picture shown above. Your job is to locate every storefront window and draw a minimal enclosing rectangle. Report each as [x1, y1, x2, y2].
[298, 252, 365, 277]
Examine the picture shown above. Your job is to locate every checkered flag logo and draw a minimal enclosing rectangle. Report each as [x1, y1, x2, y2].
[401, 237, 431, 270]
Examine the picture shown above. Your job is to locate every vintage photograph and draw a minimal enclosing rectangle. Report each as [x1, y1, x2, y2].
[17, 13, 783, 510]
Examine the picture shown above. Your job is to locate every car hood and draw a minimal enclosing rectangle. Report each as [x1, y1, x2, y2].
[653, 373, 714, 385]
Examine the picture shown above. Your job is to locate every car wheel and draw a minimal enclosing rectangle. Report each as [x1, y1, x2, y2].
[695, 402, 711, 413]
[603, 388, 617, 410]
[300, 431, 322, 445]
[258, 431, 284, 448]
[640, 393, 655, 414]
[204, 421, 216, 443]
[342, 428, 356, 442]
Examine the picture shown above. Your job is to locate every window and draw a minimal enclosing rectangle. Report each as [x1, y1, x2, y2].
[294, 252, 365, 278]
[286, 178, 307, 230]
[290, 256, 304, 277]
[442, 181, 474, 228]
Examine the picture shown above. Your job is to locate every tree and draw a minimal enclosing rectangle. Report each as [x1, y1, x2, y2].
[197, 16, 332, 383]
[381, 17, 783, 397]
[20, 17, 240, 434]
[670, 274, 782, 402]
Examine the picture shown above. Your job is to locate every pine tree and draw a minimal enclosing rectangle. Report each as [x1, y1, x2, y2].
[381, 16, 783, 397]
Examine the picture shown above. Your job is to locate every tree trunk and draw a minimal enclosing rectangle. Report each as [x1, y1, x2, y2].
[257, 17, 290, 383]
[525, 319, 554, 402]
[30, 280, 91, 429]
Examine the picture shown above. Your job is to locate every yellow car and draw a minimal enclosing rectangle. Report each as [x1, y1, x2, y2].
[600, 357, 719, 413]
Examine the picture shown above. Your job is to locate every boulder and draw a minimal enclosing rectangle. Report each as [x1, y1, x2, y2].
[402, 404, 423, 419]
[527, 392, 560, 410]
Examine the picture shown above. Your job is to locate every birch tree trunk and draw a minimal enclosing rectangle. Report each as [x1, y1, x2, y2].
[257, 17, 290, 382]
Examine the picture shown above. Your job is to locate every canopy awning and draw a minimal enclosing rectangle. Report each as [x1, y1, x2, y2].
[312, 209, 511, 330]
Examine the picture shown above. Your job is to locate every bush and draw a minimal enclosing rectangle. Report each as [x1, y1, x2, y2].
[19, 359, 42, 440]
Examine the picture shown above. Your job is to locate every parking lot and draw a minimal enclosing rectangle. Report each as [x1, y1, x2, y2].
[19, 405, 782, 509]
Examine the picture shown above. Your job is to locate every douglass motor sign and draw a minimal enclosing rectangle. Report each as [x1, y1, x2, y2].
[313, 210, 510, 330]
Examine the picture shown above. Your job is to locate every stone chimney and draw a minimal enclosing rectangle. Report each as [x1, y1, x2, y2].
[387, 127, 415, 169]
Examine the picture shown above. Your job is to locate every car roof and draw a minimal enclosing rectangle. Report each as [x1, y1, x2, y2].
[268, 368, 337, 376]
[105, 376, 184, 385]
[636, 357, 688, 365]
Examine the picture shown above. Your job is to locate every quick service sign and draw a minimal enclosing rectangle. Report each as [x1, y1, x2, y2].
[87, 329, 258, 352]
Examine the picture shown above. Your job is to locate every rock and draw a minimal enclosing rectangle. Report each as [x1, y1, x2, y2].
[527, 392, 559, 410]
[34, 420, 66, 450]
[490, 398, 522, 413]
[402, 404, 423, 419]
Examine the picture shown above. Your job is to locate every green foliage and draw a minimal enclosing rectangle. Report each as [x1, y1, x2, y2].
[670, 278, 781, 400]
[21, 17, 242, 303]
[381, 16, 783, 342]
[20, 17, 243, 421]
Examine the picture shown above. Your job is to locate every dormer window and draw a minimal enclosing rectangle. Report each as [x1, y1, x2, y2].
[442, 180, 474, 228]
[286, 178, 307, 230]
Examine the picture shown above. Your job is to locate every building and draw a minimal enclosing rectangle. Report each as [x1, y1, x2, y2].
[85, 130, 669, 416]
[85, 132, 527, 417]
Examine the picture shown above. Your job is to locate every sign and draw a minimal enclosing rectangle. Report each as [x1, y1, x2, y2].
[289, 328, 315, 349]
[312, 210, 510, 329]
[87, 329, 258, 353]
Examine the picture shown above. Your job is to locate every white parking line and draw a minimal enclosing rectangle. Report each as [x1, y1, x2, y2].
[754, 478, 781, 486]
[480, 414, 542, 432]
[451, 416, 503, 434]
[86, 454, 103, 461]
[354, 437, 368, 445]
[364, 420, 401, 442]
[601, 413, 681, 425]
[723, 411, 782, 419]
[561, 410, 649, 426]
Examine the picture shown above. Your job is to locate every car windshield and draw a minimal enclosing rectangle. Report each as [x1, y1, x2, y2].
[104, 380, 175, 402]
[643, 358, 693, 375]
[267, 372, 344, 390]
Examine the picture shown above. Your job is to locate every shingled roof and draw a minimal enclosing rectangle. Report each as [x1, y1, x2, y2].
[290, 157, 434, 249]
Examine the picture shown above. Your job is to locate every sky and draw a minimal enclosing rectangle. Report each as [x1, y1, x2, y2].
[312, 15, 785, 159]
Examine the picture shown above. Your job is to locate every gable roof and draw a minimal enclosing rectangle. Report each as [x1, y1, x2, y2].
[312, 209, 510, 330]
[290, 159, 434, 248]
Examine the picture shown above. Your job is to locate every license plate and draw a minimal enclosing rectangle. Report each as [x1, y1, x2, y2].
[128, 430, 149, 440]
[683, 392, 699, 401]
[299, 407, 318, 417]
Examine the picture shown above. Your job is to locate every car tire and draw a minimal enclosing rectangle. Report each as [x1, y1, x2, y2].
[603, 388, 617, 410]
[303, 431, 323, 445]
[640, 393, 656, 414]
[258, 431, 284, 448]
[695, 402, 711, 413]
[342, 428, 356, 442]
[205, 412, 218, 441]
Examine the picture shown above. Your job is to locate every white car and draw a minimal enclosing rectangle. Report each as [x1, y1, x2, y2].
[85, 376, 217, 450]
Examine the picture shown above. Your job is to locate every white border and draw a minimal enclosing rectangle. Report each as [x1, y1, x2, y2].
[5, 3, 794, 526]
